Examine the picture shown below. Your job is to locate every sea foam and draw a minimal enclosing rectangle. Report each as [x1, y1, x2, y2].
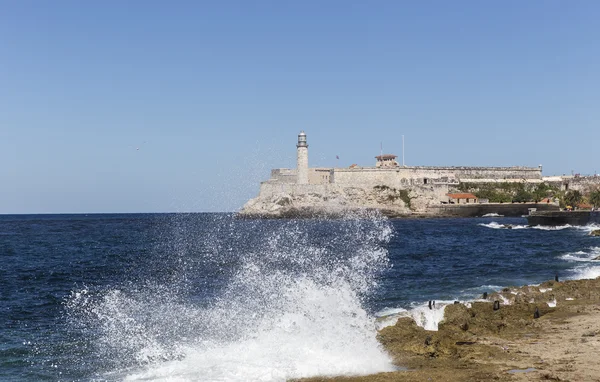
[66, 211, 396, 381]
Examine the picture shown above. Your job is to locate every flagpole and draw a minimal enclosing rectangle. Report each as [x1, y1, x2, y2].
[402, 135, 405, 167]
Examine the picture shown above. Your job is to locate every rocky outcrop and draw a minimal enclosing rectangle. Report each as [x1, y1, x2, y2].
[239, 185, 413, 218]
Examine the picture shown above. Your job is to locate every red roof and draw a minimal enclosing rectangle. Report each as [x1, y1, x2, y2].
[447, 193, 477, 199]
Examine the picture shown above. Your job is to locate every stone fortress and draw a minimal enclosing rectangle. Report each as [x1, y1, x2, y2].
[240, 132, 596, 217]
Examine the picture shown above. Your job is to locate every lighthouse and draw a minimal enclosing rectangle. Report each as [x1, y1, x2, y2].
[296, 131, 309, 184]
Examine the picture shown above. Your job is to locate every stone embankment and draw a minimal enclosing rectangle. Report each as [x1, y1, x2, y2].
[297, 277, 600, 382]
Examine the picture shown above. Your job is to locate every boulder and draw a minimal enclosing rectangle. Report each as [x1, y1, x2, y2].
[590, 230, 600, 237]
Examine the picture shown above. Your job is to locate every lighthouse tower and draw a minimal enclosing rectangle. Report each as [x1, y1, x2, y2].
[296, 131, 309, 184]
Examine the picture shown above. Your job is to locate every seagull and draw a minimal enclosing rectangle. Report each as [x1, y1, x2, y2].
[129, 141, 146, 151]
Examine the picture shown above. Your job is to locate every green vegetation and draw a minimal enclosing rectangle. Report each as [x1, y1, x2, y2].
[590, 190, 600, 208]
[472, 188, 512, 203]
[457, 181, 558, 203]
[563, 190, 583, 208]
[512, 188, 533, 203]
[532, 182, 553, 202]
[397, 189, 411, 208]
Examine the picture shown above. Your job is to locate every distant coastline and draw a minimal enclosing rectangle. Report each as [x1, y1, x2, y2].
[240, 132, 598, 219]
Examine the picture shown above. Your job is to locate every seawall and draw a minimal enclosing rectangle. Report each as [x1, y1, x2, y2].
[426, 203, 559, 218]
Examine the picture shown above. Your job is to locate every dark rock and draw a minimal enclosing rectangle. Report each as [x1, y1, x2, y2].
[425, 335, 432, 346]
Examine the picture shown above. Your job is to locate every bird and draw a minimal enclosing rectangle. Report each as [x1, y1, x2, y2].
[129, 141, 146, 151]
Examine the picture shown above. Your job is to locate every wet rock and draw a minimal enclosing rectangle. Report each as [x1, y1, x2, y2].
[424, 335, 432, 345]
[590, 229, 600, 236]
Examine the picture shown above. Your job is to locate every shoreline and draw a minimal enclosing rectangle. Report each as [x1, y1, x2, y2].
[237, 202, 559, 220]
[296, 276, 600, 382]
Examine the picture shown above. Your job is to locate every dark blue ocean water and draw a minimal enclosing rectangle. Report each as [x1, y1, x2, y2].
[1, 213, 598, 381]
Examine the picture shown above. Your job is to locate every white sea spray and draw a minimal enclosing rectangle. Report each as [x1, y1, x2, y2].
[65, 211, 396, 381]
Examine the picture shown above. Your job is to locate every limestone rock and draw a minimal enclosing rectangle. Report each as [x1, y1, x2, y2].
[239, 185, 412, 218]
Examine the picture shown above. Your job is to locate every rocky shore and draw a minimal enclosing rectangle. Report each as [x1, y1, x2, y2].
[296, 277, 600, 382]
[238, 186, 558, 219]
[239, 186, 412, 218]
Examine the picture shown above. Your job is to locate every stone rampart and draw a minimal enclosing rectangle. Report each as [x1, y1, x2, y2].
[331, 166, 541, 189]
[269, 168, 297, 184]
[542, 175, 600, 192]
[565, 176, 600, 193]
[308, 168, 334, 184]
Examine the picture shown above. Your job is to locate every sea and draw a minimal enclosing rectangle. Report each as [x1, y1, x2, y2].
[2, 212, 600, 381]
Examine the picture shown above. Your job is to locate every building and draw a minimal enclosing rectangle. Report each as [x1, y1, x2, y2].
[375, 154, 399, 168]
[257, 131, 544, 206]
[447, 193, 478, 204]
[296, 131, 309, 184]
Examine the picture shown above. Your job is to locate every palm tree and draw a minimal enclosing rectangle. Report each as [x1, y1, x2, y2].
[563, 190, 583, 209]
[589, 190, 600, 209]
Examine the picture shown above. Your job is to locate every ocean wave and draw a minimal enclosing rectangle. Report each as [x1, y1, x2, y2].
[560, 247, 600, 262]
[66, 211, 397, 381]
[478, 222, 528, 229]
[531, 224, 573, 231]
[568, 264, 600, 280]
[479, 221, 578, 231]
[573, 223, 600, 234]
[376, 299, 474, 332]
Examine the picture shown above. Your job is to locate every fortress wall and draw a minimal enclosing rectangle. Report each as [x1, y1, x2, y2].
[269, 168, 297, 184]
[451, 167, 542, 180]
[565, 176, 600, 192]
[459, 178, 544, 184]
[331, 166, 541, 188]
[540, 176, 600, 192]
[332, 169, 405, 188]
[308, 168, 334, 184]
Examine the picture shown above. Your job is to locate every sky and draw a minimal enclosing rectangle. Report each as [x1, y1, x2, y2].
[1, 1, 599, 213]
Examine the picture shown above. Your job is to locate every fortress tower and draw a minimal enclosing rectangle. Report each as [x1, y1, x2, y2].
[296, 131, 309, 184]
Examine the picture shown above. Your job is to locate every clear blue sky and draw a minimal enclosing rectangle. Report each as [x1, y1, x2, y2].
[1, 1, 599, 213]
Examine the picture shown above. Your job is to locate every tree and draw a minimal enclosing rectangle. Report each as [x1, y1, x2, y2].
[563, 190, 583, 208]
[513, 189, 533, 203]
[589, 190, 600, 208]
[532, 183, 552, 202]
